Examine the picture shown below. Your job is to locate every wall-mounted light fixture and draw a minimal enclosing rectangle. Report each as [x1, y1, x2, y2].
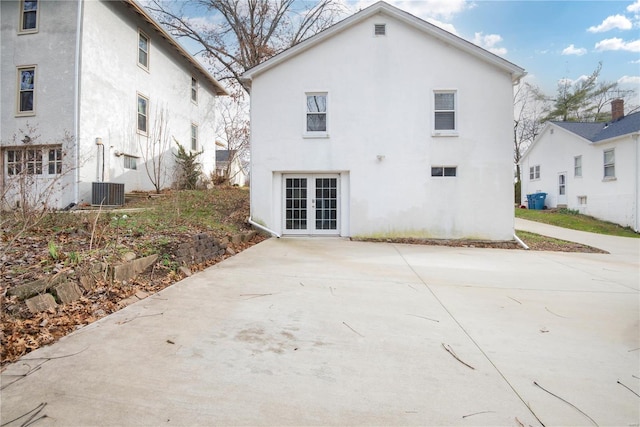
[376, 154, 385, 162]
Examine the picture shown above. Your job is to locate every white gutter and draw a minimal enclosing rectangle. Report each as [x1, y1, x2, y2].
[73, 0, 84, 204]
[513, 233, 529, 250]
[248, 217, 280, 238]
[634, 133, 639, 232]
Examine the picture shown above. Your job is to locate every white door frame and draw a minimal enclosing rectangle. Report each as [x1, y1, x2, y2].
[282, 173, 340, 236]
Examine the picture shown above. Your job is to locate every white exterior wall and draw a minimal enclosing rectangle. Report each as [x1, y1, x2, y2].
[250, 13, 515, 239]
[1, 0, 79, 208]
[521, 126, 639, 231]
[1, 0, 221, 209]
[76, 1, 218, 203]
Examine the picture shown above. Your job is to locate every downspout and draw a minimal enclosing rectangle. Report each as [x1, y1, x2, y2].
[513, 233, 529, 250]
[634, 133, 639, 233]
[248, 217, 280, 238]
[73, 0, 84, 203]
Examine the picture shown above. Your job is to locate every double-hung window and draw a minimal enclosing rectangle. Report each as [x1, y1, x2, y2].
[138, 30, 149, 69]
[434, 90, 456, 134]
[191, 77, 198, 103]
[19, 0, 38, 33]
[137, 94, 148, 134]
[191, 124, 198, 150]
[305, 93, 327, 135]
[574, 156, 582, 177]
[604, 149, 615, 179]
[529, 165, 540, 180]
[17, 66, 36, 115]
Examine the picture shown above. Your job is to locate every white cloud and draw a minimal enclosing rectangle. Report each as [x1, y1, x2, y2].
[473, 32, 507, 56]
[426, 18, 459, 35]
[587, 14, 633, 32]
[627, 0, 640, 13]
[631, 59, 640, 64]
[347, 0, 468, 19]
[595, 37, 640, 52]
[561, 44, 587, 56]
[618, 75, 640, 84]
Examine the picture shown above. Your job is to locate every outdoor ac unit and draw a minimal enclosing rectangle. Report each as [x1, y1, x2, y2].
[92, 182, 125, 206]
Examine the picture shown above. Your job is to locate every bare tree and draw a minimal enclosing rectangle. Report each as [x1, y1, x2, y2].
[138, 105, 173, 193]
[513, 82, 549, 182]
[145, 0, 344, 88]
[215, 92, 249, 185]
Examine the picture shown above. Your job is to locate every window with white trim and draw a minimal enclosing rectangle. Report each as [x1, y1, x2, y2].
[191, 77, 198, 103]
[306, 93, 327, 134]
[19, 0, 38, 33]
[434, 91, 456, 132]
[6, 146, 62, 176]
[138, 30, 149, 69]
[137, 94, 148, 134]
[529, 165, 540, 180]
[17, 66, 36, 115]
[574, 155, 582, 177]
[577, 195, 587, 205]
[604, 149, 615, 179]
[124, 155, 137, 170]
[431, 166, 457, 177]
[191, 124, 198, 150]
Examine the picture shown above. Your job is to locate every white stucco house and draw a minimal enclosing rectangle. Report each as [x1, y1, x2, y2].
[520, 100, 640, 232]
[1, 0, 226, 209]
[241, 1, 525, 239]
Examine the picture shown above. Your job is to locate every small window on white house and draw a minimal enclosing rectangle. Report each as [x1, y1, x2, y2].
[306, 93, 327, 133]
[138, 30, 149, 69]
[529, 165, 540, 180]
[124, 155, 137, 170]
[574, 155, 582, 177]
[191, 77, 198, 103]
[431, 166, 457, 177]
[577, 195, 587, 205]
[48, 147, 62, 174]
[137, 94, 148, 134]
[191, 124, 198, 150]
[6, 146, 61, 176]
[434, 91, 456, 132]
[17, 66, 36, 115]
[374, 24, 386, 36]
[604, 149, 615, 179]
[19, 0, 38, 33]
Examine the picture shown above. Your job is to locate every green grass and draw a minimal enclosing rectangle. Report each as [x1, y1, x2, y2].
[515, 208, 639, 238]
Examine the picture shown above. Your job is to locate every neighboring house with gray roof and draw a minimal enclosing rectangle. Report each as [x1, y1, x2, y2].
[215, 149, 246, 186]
[520, 99, 640, 232]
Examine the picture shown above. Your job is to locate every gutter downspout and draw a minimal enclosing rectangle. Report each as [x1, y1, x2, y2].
[73, 0, 84, 204]
[248, 217, 280, 238]
[634, 133, 639, 233]
[513, 233, 529, 250]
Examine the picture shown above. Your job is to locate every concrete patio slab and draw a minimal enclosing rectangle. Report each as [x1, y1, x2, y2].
[1, 237, 638, 426]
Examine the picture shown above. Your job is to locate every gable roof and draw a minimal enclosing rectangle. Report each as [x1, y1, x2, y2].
[216, 149, 236, 162]
[240, 1, 525, 89]
[552, 111, 640, 143]
[124, 0, 227, 96]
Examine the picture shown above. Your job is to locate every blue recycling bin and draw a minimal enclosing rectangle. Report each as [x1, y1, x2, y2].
[527, 192, 547, 210]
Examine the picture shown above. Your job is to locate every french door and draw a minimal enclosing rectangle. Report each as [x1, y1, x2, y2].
[283, 174, 339, 235]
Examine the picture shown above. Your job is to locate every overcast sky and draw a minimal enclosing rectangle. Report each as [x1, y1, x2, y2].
[349, 0, 640, 96]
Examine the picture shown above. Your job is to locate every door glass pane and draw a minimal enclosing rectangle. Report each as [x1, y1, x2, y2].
[315, 178, 337, 230]
[285, 178, 307, 230]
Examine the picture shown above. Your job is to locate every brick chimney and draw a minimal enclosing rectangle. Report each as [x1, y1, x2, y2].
[611, 99, 624, 121]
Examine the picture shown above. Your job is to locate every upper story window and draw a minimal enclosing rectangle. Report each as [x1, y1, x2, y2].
[191, 77, 198, 103]
[574, 155, 582, 177]
[17, 66, 36, 116]
[137, 94, 148, 134]
[19, 0, 38, 33]
[529, 165, 540, 180]
[434, 91, 457, 134]
[603, 149, 615, 179]
[305, 93, 327, 135]
[138, 30, 149, 69]
[191, 124, 198, 150]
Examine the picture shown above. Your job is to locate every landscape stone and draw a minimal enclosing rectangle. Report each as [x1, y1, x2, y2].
[8, 279, 49, 300]
[54, 282, 83, 304]
[179, 267, 192, 277]
[122, 252, 137, 262]
[26, 294, 57, 313]
[231, 234, 242, 245]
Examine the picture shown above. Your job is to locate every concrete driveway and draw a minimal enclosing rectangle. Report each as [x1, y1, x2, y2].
[1, 234, 638, 426]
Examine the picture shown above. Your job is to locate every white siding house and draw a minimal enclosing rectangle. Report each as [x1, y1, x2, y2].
[1, 0, 226, 209]
[241, 1, 525, 240]
[520, 100, 640, 232]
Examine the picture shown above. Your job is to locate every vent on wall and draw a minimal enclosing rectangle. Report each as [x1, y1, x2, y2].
[374, 24, 386, 36]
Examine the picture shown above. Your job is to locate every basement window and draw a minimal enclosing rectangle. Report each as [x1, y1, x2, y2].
[374, 24, 386, 36]
[431, 166, 457, 177]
